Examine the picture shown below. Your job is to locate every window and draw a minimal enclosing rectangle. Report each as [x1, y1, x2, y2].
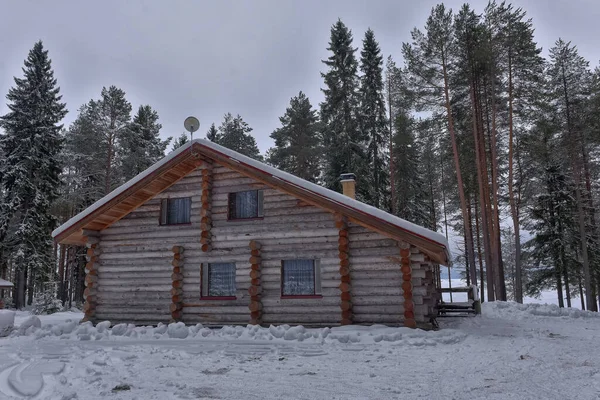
[281, 259, 321, 297]
[228, 190, 264, 220]
[160, 197, 191, 225]
[202, 262, 236, 298]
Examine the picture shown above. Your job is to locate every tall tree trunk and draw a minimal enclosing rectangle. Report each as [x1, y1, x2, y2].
[580, 137, 599, 310]
[470, 75, 494, 301]
[489, 63, 506, 301]
[474, 198, 485, 301]
[508, 51, 523, 302]
[14, 268, 25, 309]
[578, 273, 585, 310]
[105, 132, 113, 195]
[387, 75, 396, 215]
[27, 265, 34, 305]
[561, 63, 596, 311]
[442, 55, 477, 286]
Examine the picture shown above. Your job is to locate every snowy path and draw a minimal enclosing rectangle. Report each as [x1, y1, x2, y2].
[1, 303, 599, 399]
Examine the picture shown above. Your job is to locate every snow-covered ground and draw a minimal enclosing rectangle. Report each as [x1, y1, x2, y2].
[1, 303, 599, 399]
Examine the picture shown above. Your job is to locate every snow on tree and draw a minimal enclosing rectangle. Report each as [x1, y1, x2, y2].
[213, 113, 262, 160]
[121, 105, 171, 181]
[358, 29, 389, 208]
[0, 41, 67, 308]
[320, 20, 365, 195]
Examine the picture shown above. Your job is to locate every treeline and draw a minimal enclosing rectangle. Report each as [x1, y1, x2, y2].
[1, 1, 600, 311]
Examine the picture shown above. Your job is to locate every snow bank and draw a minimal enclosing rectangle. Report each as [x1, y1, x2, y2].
[0, 309, 15, 337]
[483, 301, 600, 320]
[6, 319, 466, 347]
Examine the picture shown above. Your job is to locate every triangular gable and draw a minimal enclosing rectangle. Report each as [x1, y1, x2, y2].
[53, 139, 450, 264]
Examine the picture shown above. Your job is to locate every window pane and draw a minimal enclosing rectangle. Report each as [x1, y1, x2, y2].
[167, 198, 191, 224]
[282, 260, 315, 296]
[208, 263, 236, 297]
[229, 190, 262, 219]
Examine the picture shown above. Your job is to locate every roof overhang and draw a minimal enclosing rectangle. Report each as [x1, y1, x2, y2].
[53, 140, 451, 265]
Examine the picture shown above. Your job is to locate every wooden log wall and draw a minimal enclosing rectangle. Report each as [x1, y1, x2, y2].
[336, 214, 352, 325]
[95, 168, 207, 325]
[94, 162, 440, 327]
[82, 234, 100, 323]
[347, 223, 404, 325]
[248, 240, 262, 324]
[410, 249, 439, 322]
[400, 241, 416, 328]
[181, 166, 342, 327]
[170, 246, 184, 322]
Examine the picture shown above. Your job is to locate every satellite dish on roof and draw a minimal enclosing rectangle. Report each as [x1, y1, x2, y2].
[184, 116, 200, 140]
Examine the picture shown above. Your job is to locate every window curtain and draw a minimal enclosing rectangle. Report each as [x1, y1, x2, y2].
[282, 259, 315, 295]
[208, 263, 236, 297]
[167, 198, 191, 224]
[236, 191, 258, 219]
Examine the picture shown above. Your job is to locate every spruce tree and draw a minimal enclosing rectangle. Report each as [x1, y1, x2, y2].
[359, 29, 388, 208]
[171, 133, 189, 151]
[392, 113, 430, 227]
[121, 105, 171, 180]
[206, 123, 218, 142]
[267, 91, 321, 182]
[320, 20, 364, 193]
[0, 41, 67, 308]
[215, 113, 262, 160]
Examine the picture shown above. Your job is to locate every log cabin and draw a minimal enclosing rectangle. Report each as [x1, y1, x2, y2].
[52, 139, 450, 329]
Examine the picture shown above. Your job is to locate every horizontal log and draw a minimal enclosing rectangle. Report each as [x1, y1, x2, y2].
[339, 282, 351, 292]
[261, 314, 342, 324]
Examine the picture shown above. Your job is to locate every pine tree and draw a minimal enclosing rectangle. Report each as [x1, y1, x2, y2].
[121, 105, 171, 180]
[267, 91, 321, 182]
[403, 5, 478, 286]
[206, 123, 218, 142]
[358, 29, 388, 208]
[547, 39, 597, 310]
[0, 41, 67, 308]
[171, 133, 189, 151]
[320, 20, 364, 193]
[95, 86, 132, 194]
[215, 113, 262, 160]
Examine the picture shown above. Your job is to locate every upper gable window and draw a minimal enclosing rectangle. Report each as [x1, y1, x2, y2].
[160, 197, 191, 225]
[228, 190, 264, 220]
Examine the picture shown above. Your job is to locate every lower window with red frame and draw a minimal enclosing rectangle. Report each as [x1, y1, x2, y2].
[202, 262, 236, 299]
[281, 259, 322, 297]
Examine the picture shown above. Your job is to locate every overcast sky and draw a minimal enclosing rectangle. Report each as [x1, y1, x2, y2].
[1, 0, 599, 152]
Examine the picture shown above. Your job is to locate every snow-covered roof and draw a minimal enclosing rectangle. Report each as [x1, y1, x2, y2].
[0, 278, 13, 288]
[53, 139, 450, 263]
